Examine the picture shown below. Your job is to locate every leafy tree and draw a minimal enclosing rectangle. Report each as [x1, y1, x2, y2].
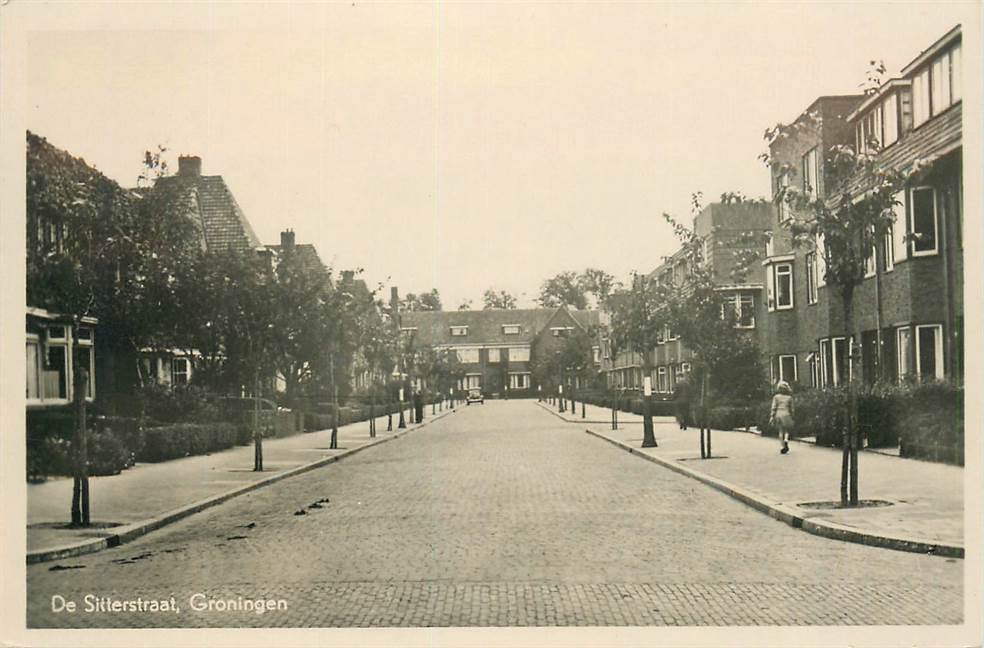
[538, 269, 621, 310]
[537, 271, 587, 310]
[401, 288, 442, 312]
[358, 298, 399, 437]
[765, 109, 911, 505]
[482, 288, 517, 310]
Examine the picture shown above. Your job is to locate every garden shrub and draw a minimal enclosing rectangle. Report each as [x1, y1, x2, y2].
[138, 422, 240, 463]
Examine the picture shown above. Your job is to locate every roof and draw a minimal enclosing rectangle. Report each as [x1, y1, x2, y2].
[846, 79, 913, 122]
[156, 174, 262, 254]
[401, 308, 599, 347]
[840, 102, 961, 197]
[266, 243, 325, 275]
[900, 25, 961, 75]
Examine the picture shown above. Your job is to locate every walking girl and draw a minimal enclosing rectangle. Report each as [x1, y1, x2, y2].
[769, 380, 795, 454]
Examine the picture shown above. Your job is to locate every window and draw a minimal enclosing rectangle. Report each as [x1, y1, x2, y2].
[487, 348, 500, 363]
[502, 325, 520, 335]
[805, 352, 818, 388]
[592, 346, 601, 363]
[508, 347, 530, 362]
[819, 337, 848, 387]
[663, 323, 678, 341]
[769, 262, 794, 311]
[456, 347, 480, 363]
[778, 355, 797, 383]
[802, 147, 819, 199]
[657, 366, 667, 393]
[701, 238, 710, 265]
[897, 327, 912, 383]
[883, 93, 899, 146]
[26, 339, 40, 400]
[465, 374, 481, 389]
[815, 233, 826, 287]
[725, 294, 755, 328]
[912, 67, 930, 126]
[864, 226, 877, 278]
[951, 43, 962, 102]
[764, 232, 774, 257]
[550, 327, 574, 337]
[891, 191, 908, 263]
[172, 358, 189, 386]
[400, 327, 418, 334]
[509, 373, 530, 389]
[931, 54, 952, 116]
[777, 174, 790, 222]
[450, 326, 468, 336]
[915, 324, 943, 382]
[909, 186, 937, 256]
[806, 252, 818, 304]
[679, 362, 691, 374]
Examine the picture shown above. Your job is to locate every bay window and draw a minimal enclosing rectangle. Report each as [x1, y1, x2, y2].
[768, 262, 794, 311]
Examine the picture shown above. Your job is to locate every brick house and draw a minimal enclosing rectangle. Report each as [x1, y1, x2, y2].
[601, 201, 773, 395]
[762, 25, 963, 388]
[400, 306, 600, 397]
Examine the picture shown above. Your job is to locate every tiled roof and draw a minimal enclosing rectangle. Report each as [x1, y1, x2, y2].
[266, 243, 325, 275]
[157, 174, 262, 253]
[401, 308, 599, 347]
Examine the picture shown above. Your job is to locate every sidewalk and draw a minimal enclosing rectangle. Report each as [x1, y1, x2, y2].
[536, 401, 964, 557]
[538, 399, 647, 424]
[28, 404, 453, 562]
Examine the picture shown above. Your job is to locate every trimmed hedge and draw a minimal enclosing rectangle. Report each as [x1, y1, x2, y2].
[138, 422, 243, 463]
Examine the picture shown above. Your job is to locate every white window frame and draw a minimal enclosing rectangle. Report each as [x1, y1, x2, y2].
[912, 67, 930, 127]
[773, 262, 794, 311]
[764, 232, 774, 258]
[909, 186, 938, 257]
[171, 357, 190, 386]
[502, 324, 521, 335]
[657, 366, 667, 393]
[26, 335, 42, 403]
[777, 174, 790, 222]
[680, 362, 691, 374]
[802, 147, 819, 199]
[806, 252, 818, 304]
[508, 372, 530, 389]
[456, 347, 480, 364]
[891, 191, 908, 264]
[864, 225, 877, 278]
[882, 93, 899, 146]
[951, 43, 962, 103]
[931, 53, 952, 117]
[508, 347, 530, 363]
[915, 324, 944, 382]
[486, 348, 500, 364]
[815, 233, 826, 287]
[464, 374, 482, 389]
[896, 326, 912, 383]
[450, 325, 469, 337]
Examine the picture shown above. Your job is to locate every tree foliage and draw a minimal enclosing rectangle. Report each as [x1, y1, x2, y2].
[482, 288, 517, 310]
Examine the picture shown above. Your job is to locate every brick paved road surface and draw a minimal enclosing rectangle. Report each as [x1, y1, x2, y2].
[26, 400, 962, 627]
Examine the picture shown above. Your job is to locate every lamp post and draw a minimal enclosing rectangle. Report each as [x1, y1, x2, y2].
[558, 383, 564, 413]
[397, 373, 407, 429]
[537, 384, 542, 402]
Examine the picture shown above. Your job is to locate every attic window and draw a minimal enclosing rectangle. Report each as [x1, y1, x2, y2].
[550, 326, 575, 337]
[502, 325, 521, 335]
[450, 326, 469, 337]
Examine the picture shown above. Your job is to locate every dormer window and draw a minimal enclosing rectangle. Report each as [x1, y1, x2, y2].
[450, 326, 468, 337]
[912, 41, 961, 128]
[502, 325, 520, 335]
[550, 326, 574, 337]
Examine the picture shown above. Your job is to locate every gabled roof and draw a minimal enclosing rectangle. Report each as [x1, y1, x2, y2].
[900, 24, 961, 75]
[156, 173, 262, 254]
[401, 307, 599, 347]
[266, 243, 325, 275]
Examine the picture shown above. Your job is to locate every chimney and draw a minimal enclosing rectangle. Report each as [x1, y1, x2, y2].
[341, 270, 354, 284]
[280, 229, 295, 251]
[390, 287, 400, 317]
[178, 155, 202, 177]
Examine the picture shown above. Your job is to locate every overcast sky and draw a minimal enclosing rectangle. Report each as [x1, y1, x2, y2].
[26, 3, 972, 309]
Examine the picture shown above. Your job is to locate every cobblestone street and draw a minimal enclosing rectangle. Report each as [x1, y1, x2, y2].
[27, 401, 962, 627]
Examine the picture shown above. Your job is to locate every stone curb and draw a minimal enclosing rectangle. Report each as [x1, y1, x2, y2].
[27, 408, 456, 565]
[583, 427, 964, 559]
[535, 399, 642, 425]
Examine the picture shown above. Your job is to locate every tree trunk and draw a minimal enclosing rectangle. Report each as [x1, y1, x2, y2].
[71, 334, 90, 526]
[703, 371, 711, 458]
[841, 291, 859, 506]
[369, 389, 376, 438]
[330, 353, 339, 449]
[253, 373, 263, 471]
[641, 361, 656, 448]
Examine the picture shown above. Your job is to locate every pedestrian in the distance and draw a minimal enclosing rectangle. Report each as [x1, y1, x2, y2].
[413, 389, 424, 423]
[673, 375, 692, 430]
[770, 380, 794, 454]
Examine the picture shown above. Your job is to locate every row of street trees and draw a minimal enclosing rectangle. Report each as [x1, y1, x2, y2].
[27, 136, 441, 524]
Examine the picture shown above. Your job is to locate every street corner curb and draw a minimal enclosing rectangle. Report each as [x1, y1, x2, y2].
[27, 411, 451, 565]
[582, 427, 964, 559]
